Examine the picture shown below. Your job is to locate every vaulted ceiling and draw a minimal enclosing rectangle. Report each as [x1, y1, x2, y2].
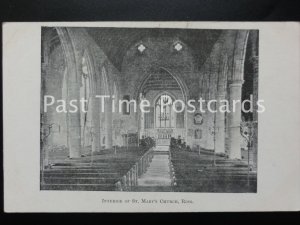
[86, 27, 221, 71]
[141, 68, 181, 95]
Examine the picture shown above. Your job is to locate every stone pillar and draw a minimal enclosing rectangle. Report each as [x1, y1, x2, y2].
[215, 93, 226, 154]
[244, 30, 259, 170]
[140, 110, 144, 138]
[91, 95, 101, 152]
[56, 28, 82, 158]
[67, 81, 82, 158]
[105, 98, 113, 149]
[139, 95, 145, 139]
[228, 80, 244, 159]
[251, 56, 258, 170]
[64, 55, 82, 158]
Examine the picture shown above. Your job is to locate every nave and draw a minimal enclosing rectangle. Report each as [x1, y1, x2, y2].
[41, 138, 256, 192]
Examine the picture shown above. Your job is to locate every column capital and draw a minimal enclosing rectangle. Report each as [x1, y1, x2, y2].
[229, 80, 244, 87]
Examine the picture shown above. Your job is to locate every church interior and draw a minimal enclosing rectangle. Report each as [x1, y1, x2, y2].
[40, 27, 258, 192]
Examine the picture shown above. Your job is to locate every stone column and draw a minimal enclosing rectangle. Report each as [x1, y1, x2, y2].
[228, 80, 244, 159]
[105, 98, 113, 149]
[139, 95, 145, 139]
[249, 31, 259, 170]
[251, 56, 258, 170]
[67, 81, 82, 158]
[215, 93, 226, 154]
[56, 28, 82, 158]
[140, 110, 144, 138]
[91, 94, 101, 152]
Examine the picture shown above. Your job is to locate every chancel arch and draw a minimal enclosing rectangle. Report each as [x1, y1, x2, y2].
[138, 68, 187, 145]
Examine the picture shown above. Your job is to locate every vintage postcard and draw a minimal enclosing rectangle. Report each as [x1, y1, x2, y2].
[3, 22, 300, 212]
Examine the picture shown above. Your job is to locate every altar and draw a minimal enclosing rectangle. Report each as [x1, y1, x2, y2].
[141, 128, 185, 146]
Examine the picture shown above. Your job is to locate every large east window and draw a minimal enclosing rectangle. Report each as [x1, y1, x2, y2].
[155, 94, 175, 128]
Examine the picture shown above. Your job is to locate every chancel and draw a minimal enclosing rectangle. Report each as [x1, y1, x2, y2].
[40, 27, 258, 192]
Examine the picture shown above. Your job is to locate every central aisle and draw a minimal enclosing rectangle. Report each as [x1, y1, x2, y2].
[135, 146, 172, 191]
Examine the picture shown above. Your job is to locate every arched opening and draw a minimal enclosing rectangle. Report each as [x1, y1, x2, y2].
[41, 28, 69, 163]
[139, 68, 187, 146]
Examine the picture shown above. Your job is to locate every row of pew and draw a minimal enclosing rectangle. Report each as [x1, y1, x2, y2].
[41, 147, 153, 191]
[170, 148, 257, 193]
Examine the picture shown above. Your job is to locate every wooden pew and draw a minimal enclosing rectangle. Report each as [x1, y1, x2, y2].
[41, 146, 154, 191]
[169, 148, 257, 193]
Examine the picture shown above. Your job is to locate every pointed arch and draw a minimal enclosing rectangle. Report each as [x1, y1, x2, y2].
[134, 67, 189, 103]
[232, 30, 250, 81]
